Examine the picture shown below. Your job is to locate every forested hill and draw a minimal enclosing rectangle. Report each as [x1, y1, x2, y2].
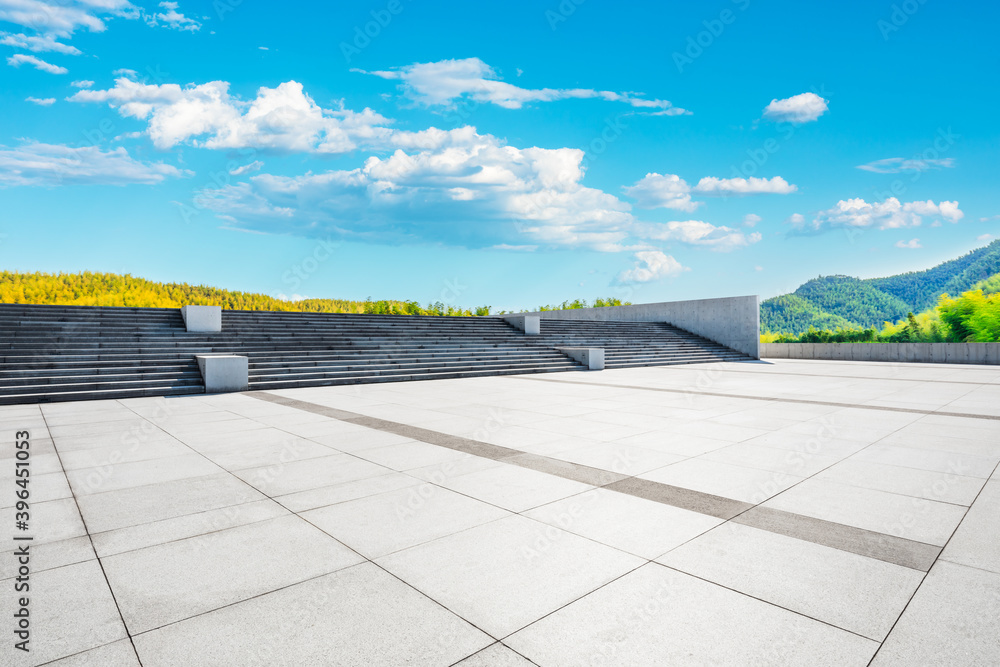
[762, 240, 1000, 334]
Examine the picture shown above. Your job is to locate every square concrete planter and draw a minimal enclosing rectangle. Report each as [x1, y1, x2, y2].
[196, 355, 248, 393]
[181, 305, 222, 332]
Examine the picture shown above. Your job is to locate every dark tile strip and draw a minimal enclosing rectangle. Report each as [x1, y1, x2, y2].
[604, 477, 752, 520]
[504, 453, 628, 487]
[247, 391, 940, 571]
[516, 377, 1000, 422]
[733, 506, 941, 572]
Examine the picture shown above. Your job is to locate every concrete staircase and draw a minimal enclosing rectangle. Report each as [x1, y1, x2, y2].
[528, 319, 751, 368]
[0, 304, 751, 404]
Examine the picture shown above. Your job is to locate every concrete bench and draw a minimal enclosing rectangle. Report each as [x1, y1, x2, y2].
[195, 354, 248, 392]
[556, 347, 605, 371]
[181, 305, 222, 332]
[504, 315, 540, 335]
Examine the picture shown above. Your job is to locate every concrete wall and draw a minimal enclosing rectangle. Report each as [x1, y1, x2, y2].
[761, 343, 1000, 365]
[513, 295, 760, 358]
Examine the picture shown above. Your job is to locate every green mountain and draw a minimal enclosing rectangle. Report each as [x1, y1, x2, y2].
[762, 240, 1000, 334]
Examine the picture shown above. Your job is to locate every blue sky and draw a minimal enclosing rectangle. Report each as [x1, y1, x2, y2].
[1, 0, 998, 310]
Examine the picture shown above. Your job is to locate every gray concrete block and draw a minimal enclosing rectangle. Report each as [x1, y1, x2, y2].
[556, 347, 605, 370]
[969, 344, 988, 365]
[196, 355, 249, 392]
[987, 344, 1000, 366]
[931, 344, 949, 364]
[504, 315, 540, 335]
[181, 305, 222, 332]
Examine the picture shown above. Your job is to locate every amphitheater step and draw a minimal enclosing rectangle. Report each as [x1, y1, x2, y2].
[0, 304, 753, 403]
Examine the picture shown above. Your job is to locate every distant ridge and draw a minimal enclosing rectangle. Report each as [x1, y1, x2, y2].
[761, 240, 1000, 334]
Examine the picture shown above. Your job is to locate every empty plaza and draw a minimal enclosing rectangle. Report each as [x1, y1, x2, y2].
[3, 358, 999, 665]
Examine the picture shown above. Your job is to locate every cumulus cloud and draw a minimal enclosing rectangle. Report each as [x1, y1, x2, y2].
[614, 251, 687, 284]
[895, 238, 922, 249]
[0, 0, 137, 37]
[693, 176, 796, 196]
[70, 78, 397, 153]
[144, 2, 200, 32]
[70, 79, 93, 88]
[361, 57, 690, 114]
[762, 92, 828, 123]
[26, 96, 55, 105]
[632, 220, 762, 252]
[623, 173, 699, 211]
[977, 234, 994, 242]
[795, 198, 964, 232]
[857, 157, 955, 173]
[0, 142, 187, 186]
[743, 213, 761, 227]
[197, 130, 636, 252]
[624, 173, 795, 210]
[7, 53, 67, 74]
[0, 32, 80, 54]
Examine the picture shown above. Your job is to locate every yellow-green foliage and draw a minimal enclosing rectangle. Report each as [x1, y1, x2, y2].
[938, 290, 1000, 342]
[0, 271, 631, 318]
[0, 271, 488, 316]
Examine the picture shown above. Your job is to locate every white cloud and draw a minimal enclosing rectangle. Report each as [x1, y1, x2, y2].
[0, 0, 137, 37]
[229, 160, 263, 176]
[361, 57, 689, 114]
[112, 67, 138, 78]
[0, 142, 187, 186]
[743, 213, 761, 227]
[7, 53, 67, 74]
[693, 176, 797, 196]
[198, 130, 637, 252]
[623, 173, 699, 211]
[71, 78, 397, 153]
[144, 2, 200, 32]
[754, 265, 763, 272]
[895, 238, 922, 249]
[977, 234, 994, 242]
[624, 173, 795, 210]
[762, 92, 828, 124]
[857, 157, 955, 173]
[0, 32, 80, 54]
[71, 79, 93, 88]
[978, 215, 999, 222]
[26, 96, 55, 105]
[632, 220, 762, 252]
[798, 198, 964, 231]
[614, 251, 687, 284]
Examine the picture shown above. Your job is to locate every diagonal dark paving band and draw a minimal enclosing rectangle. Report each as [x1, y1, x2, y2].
[247, 391, 942, 572]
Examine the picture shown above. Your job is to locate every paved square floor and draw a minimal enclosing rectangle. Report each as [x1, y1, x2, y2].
[3, 358, 1000, 665]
